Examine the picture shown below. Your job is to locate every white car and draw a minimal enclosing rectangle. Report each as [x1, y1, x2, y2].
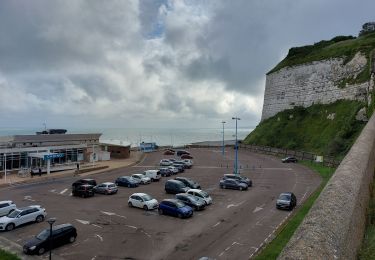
[187, 189, 213, 205]
[143, 170, 161, 182]
[132, 174, 151, 184]
[0, 201, 16, 217]
[160, 159, 172, 166]
[182, 159, 193, 167]
[167, 166, 179, 174]
[0, 205, 47, 231]
[128, 193, 159, 210]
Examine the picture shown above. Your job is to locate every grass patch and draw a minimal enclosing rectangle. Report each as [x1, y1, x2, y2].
[358, 172, 375, 259]
[0, 249, 20, 260]
[244, 100, 366, 159]
[268, 32, 375, 83]
[254, 161, 335, 259]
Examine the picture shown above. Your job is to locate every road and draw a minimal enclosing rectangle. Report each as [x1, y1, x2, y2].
[0, 148, 321, 260]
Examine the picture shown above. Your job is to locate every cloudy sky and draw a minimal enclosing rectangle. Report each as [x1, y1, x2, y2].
[0, 0, 374, 129]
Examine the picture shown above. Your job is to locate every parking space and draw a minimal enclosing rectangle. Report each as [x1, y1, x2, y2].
[0, 148, 321, 259]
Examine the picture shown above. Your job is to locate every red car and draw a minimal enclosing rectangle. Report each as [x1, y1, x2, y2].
[164, 150, 175, 155]
[181, 154, 193, 159]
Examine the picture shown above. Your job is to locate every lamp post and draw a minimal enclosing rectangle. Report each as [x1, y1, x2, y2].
[232, 117, 241, 174]
[221, 121, 226, 156]
[47, 218, 56, 260]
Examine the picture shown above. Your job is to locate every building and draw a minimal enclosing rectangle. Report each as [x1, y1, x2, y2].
[0, 132, 102, 175]
[359, 22, 375, 36]
[100, 140, 131, 159]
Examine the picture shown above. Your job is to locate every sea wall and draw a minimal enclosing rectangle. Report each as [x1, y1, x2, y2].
[278, 112, 375, 259]
[261, 52, 371, 120]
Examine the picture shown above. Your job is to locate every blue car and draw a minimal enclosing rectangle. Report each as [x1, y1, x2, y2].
[115, 176, 139, 188]
[220, 179, 248, 191]
[158, 199, 193, 218]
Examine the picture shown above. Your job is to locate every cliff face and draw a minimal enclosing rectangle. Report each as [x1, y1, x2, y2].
[261, 52, 373, 121]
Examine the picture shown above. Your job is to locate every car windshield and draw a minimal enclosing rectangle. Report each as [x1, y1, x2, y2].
[279, 194, 291, 200]
[108, 184, 116, 188]
[7, 209, 21, 218]
[175, 201, 186, 208]
[188, 195, 199, 202]
[133, 175, 140, 178]
[200, 191, 209, 197]
[36, 229, 50, 240]
[141, 194, 153, 201]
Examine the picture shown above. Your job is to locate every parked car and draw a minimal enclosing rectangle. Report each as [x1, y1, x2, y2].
[0, 205, 47, 231]
[176, 150, 190, 156]
[276, 192, 297, 210]
[128, 193, 159, 210]
[172, 164, 185, 173]
[174, 177, 200, 189]
[182, 159, 193, 167]
[93, 182, 118, 195]
[159, 167, 173, 177]
[160, 159, 172, 166]
[164, 150, 175, 155]
[220, 179, 248, 191]
[143, 170, 161, 182]
[72, 184, 95, 198]
[174, 161, 189, 169]
[0, 201, 16, 217]
[187, 189, 212, 205]
[72, 179, 97, 190]
[181, 154, 193, 159]
[165, 180, 189, 194]
[282, 157, 298, 163]
[158, 199, 193, 218]
[167, 166, 179, 175]
[23, 223, 77, 255]
[175, 193, 206, 211]
[132, 174, 151, 184]
[223, 174, 252, 187]
[115, 176, 139, 188]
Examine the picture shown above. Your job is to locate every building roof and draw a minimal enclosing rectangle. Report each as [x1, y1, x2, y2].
[100, 139, 131, 147]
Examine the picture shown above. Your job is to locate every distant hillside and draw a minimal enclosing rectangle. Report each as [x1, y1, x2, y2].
[268, 32, 375, 86]
[244, 100, 366, 158]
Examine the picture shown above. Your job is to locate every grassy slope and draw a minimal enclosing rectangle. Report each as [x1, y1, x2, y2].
[244, 100, 366, 158]
[0, 249, 20, 260]
[268, 32, 375, 82]
[255, 161, 335, 259]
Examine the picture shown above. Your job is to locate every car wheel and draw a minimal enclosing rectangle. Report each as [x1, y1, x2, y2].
[5, 223, 15, 231]
[143, 205, 148, 211]
[105, 190, 108, 195]
[158, 209, 163, 215]
[127, 184, 131, 188]
[36, 215, 44, 223]
[223, 185, 226, 189]
[37, 247, 45, 255]
[239, 186, 243, 191]
[128, 202, 133, 207]
[178, 213, 183, 219]
[69, 236, 76, 243]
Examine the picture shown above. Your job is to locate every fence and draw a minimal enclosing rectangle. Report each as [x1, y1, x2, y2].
[238, 144, 340, 168]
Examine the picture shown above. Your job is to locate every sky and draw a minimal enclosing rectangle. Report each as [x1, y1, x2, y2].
[0, 0, 374, 129]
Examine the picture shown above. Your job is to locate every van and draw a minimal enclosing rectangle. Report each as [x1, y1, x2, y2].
[143, 170, 161, 182]
[72, 179, 97, 191]
[165, 180, 189, 194]
[72, 184, 95, 198]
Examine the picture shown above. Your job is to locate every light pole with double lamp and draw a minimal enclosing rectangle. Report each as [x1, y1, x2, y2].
[47, 218, 56, 260]
[232, 117, 240, 174]
[222, 121, 226, 156]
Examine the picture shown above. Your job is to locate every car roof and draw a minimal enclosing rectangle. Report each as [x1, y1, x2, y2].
[0, 200, 13, 204]
[78, 184, 94, 187]
[162, 198, 178, 203]
[81, 178, 95, 181]
[167, 179, 184, 184]
[101, 182, 115, 185]
[52, 223, 75, 230]
[18, 205, 41, 211]
[131, 192, 148, 197]
[187, 189, 202, 193]
[280, 192, 293, 196]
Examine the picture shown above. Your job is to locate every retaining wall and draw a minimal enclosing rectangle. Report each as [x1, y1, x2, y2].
[278, 113, 375, 259]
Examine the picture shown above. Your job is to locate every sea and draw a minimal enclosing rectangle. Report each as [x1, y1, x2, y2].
[0, 127, 253, 147]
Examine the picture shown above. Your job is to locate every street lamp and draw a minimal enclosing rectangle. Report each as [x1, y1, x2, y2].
[232, 117, 241, 174]
[221, 121, 226, 156]
[47, 218, 56, 260]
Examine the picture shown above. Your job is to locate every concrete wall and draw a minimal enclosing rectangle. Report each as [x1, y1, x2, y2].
[261, 52, 372, 121]
[278, 113, 375, 259]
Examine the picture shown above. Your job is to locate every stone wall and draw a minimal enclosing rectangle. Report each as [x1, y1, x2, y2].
[261, 52, 371, 121]
[278, 112, 375, 260]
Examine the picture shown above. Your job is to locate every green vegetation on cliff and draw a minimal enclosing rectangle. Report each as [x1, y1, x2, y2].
[268, 32, 375, 85]
[244, 100, 366, 158]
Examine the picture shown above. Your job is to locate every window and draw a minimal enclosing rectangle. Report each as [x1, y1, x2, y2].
[0, 203, 8, 208]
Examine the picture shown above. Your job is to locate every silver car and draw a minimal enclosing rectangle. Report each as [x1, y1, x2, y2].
[93, 182, 118, 195]
[132, 174, 151, 184]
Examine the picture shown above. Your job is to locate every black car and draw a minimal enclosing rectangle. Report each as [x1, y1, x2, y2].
[223, 174, 252, 187]
[159, 168, 173, 177]
[281, 157, 298, 163]
[276, 192, 297, 210]
[115, 176, 139, 188]
[175, 193, 206, 211]
[72, 184, 94, 198]
[72, 179, 97, 190]
[165, 180, 189, 194]
[174, 177, 200, 189]
[220, 179, 248, 191]
[176, 150, 190, 156]
[23, 223, 77, 255]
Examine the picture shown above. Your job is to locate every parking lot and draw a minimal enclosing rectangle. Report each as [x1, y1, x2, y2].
[0, 147, 321, 260]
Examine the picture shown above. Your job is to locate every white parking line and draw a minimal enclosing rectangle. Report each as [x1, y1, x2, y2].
[125, 225, 137, 229]
[24, 195, 35, 202]
[212, 221, 221, 228]
[60, 188, 68, 194]
[94, 234, 103, 242]
[227, 200, 245, 209]
[76, 219, 90, 225]
[91, 224, 103, 228]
